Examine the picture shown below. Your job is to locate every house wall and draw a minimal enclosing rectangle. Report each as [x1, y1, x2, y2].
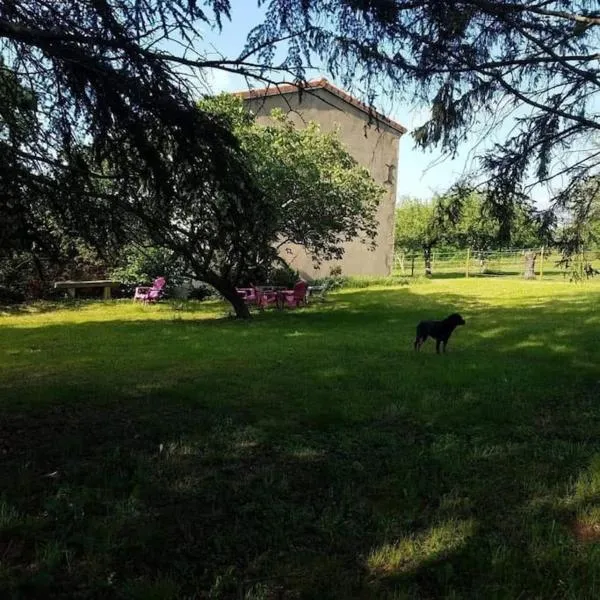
[243, 89, 402, 278]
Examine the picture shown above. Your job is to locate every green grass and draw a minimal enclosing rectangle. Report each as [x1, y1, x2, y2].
[2, 279, 600, 599]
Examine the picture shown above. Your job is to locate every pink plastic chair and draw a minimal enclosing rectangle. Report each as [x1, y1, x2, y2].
[257, 287, 278, 309]
[279, 280, 308, 309]
[134, 277, 166, 303]
[238, 285, 277, 309]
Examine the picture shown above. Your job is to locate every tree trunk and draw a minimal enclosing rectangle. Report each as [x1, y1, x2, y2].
[523, 251, 537, 280]
[206, 275, 251, 319]
[423, 246, 432, 276]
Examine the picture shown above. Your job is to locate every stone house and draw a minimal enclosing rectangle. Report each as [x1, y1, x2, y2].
[236, 78, 406, 278]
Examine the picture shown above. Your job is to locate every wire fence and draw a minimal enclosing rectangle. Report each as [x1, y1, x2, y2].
[393, 248, 600, 280]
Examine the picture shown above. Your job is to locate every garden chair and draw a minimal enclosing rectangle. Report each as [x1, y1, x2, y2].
[134, 276, 166, 303]
[307, 281, 331, 302]
[279, 280, 308, 309]
[237, 286, 278, 309]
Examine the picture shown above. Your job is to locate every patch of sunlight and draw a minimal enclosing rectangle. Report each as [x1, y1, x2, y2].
[0, 300, 224, 328]
[285, 330, 309, 338]
[163, 441, 199, 457]
[477, 326, 510, 339]
[235, 439, 259, 450]
[315, 299, 352, 311]
[571, 455, 600, 502]
[557, 456, 600, 544]
[470, 441, 526, 460]
[554, 329, 577, 338]
[575, 505, 600, 528]
[514, 340, 545, 349]
[438, 490, 473, 513]
[336, 284, 407, 297]
[288, 446, 324, 460]
[367, 519, 476, 576]
[548, 343, 574, 353]
[406, 278, 600, 309]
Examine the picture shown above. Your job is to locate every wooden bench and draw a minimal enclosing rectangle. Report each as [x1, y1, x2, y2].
[54, 280, 120, 299]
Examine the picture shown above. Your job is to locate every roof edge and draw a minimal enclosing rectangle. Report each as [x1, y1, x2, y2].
[234, 78, 407, 136]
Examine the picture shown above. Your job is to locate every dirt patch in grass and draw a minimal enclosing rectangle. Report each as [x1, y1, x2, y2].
[571, 519, 600, 544]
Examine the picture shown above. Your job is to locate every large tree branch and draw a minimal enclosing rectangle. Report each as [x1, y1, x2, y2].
[466, 0, 600, 25]
[464, 55, 600, 131]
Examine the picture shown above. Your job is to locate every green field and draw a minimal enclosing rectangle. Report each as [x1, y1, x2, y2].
[393, 248, 600, 280]
[2, 279, 600, 599]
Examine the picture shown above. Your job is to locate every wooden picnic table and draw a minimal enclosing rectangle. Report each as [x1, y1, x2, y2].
[54, 280, 120, 299]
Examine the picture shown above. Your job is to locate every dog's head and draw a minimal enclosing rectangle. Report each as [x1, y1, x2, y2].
[447, 313, 466, 326]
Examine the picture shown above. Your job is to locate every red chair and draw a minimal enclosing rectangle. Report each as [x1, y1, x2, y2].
[257, 287, 278, 309]
[237, 286, 277, 309]
[279, 280, 308, 309]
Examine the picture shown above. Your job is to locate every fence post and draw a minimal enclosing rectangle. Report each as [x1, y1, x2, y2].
[465, 248, 470, 278]
[539, 246, 545, 279]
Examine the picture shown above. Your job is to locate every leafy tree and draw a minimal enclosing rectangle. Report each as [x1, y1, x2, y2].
[445, 192, 543, 251]
[201, 95, 381, 266]
[443, 191, 545, 273]
[109, 245, 186, 290]
[555, 176, 600, 277]
[394, 199, 445, 275]
[445, 194, 500, 252]
[395, 191, 544, 275]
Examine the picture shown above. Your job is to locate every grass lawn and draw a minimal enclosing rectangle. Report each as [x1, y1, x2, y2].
[2, 278, 600, 599]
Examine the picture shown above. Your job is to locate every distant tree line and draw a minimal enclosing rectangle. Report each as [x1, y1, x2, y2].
[395, 185, 600, 276]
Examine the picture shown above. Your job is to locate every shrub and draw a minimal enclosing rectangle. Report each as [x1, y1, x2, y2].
[109, 245, 187, 296]
[188, 282, 219, 301]
[312, 274, 410, 290]
[267, 263, 299, 288]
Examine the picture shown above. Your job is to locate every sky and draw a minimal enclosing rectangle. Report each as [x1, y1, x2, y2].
[191, 2, 553, 207]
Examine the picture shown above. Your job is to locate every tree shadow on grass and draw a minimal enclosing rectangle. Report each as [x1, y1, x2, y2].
[2, 393, 600, 599]
[1, 286, 600, 597]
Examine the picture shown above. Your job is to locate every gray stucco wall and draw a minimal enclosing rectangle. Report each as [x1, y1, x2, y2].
[243, 88, 402, 278]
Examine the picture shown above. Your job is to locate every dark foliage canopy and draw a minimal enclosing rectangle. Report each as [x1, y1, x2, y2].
[1, 0, 599, 288]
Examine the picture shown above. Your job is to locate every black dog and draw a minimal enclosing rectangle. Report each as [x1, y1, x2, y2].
[414, 313, 466, 354]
